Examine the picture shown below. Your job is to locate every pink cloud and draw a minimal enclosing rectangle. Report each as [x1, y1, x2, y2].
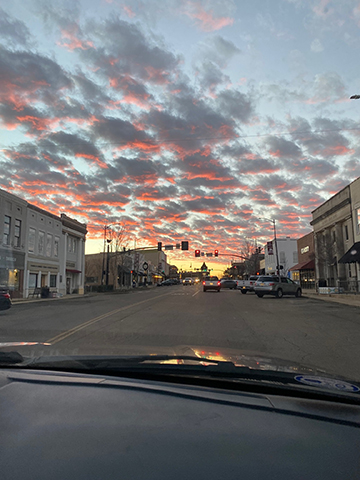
[57, 24, 95, 51]
[181, 1, 234, 32]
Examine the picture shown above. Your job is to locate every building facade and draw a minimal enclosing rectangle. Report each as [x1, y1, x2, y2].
[24, 204, 62, 298]
[310, 184, 356, 291]
[61, 214, 87, 295]
[289, 232, 315, 289]
[265, 237, 298, 276]
[0, 189, 27, 298]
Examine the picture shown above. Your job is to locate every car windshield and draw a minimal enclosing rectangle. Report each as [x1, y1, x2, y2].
[1, 0, 360, 387]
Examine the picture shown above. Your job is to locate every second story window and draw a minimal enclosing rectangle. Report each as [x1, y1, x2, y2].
[68, 236, 77, 253]
[345, 224, 349, 241]
[38, 231, 45, 255]
[14, 219, 21, 247]
[28, 228, 36, 253]
[54, 236, 59, 257]
[3, 215, 11, 245]
[46, 234, 52, 257]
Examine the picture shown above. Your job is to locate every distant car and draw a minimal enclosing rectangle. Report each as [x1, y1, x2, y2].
[194, 278, 200, 284]
[0, 290, 12, 310]
[183, 277, 194, 286]
[254, 276, 302, 298]
[220, 279, 237, 289]
[203, 276, 221, 292]
[157, 279, 175, 286]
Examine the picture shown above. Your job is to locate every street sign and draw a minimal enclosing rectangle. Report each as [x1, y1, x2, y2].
[206, 253, 213, 257]
[176, 243, 181, 249]
[143, 262, 148, 271]
[164, 245, 174, 250]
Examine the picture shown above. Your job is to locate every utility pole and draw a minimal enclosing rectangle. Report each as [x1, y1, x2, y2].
[272, 219, 280, 276]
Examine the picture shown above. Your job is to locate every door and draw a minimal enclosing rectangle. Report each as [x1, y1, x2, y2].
[66, 277, 71, 294]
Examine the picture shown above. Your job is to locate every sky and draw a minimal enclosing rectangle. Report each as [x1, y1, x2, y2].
[1, 0, 360, 274]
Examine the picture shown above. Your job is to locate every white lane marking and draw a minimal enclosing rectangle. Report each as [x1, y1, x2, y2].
[192, 289, 201, 297]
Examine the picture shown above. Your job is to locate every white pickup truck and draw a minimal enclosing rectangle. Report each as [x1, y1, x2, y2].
[238, 276, 259, 294]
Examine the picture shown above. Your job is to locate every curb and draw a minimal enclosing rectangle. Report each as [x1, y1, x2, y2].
[303, 292, 360, 308]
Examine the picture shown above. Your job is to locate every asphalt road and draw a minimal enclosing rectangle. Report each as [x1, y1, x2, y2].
[1, 285, 360, 381]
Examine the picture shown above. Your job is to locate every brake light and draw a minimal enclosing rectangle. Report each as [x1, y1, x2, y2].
[268, 283, 274, 286]
[203, 281, 205, 285]
[217, 282, 220, 286]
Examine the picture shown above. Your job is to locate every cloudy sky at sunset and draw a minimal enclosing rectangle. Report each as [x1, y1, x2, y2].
[1, 0, 360, 272]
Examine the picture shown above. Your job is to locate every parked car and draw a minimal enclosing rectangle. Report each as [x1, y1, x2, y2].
[0, 290, 12, 311]
[182, 277, 194, 286]
[254, 276, 302, 298]
[220, 279, 237, 289]
[157, 279, 175, 286]
[203, 276, 221, 292]
[238, 276, 259, 294]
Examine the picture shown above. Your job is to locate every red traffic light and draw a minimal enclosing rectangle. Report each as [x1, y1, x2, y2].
[195, 250, 200, 258]
[214, 250, 218, 257]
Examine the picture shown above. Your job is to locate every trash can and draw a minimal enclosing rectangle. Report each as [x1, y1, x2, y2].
[41, 287, 50, 298]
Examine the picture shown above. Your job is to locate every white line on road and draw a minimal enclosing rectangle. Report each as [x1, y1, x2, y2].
[46, 291, 174, 345]
[192, 289, 201, 297]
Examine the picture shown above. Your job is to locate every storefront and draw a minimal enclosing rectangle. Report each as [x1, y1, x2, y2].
[66, 262, 82, 294]
[26, 261, 59, 297]
[290, 232, 315, 289]
[0, 249, 25, 298]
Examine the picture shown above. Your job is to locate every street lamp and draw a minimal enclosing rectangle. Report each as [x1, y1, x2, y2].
[260, 217, 280, 276]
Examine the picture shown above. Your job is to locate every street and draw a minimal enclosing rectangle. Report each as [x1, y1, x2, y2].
[1, 285, 360, 381]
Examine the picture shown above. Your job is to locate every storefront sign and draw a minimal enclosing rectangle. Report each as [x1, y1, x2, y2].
[28, 262, 59, 273]
[0, 249, 25, 269]
[66, 261, 76, 268]
[301, 246, 310, 254]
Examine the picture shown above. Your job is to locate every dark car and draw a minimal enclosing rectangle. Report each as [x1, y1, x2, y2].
[157, 279, 174, 286]
[0, 290, 12, 310]
[254, 276, 302, 298]
[220, 279, 237, 289]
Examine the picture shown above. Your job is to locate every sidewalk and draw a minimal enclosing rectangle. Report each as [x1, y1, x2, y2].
[11, 285, 157, 305]
[303, 290, 360, 308]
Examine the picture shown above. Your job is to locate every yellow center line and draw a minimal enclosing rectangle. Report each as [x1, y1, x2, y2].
[46, 292, 173, 345]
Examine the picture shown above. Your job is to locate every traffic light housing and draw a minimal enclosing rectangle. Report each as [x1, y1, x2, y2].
[195, 250, 200, 258]
[214, 250, 218, 257]
[157, 242, 162, 251]
[181, 241, 189, 250]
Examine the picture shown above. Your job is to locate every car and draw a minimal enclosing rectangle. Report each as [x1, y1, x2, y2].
[0, 290, 12, 311]
[254, 276, 302, 298]
[157, 279, 174, 286]
[238, 276, 259, 294]
[182, 277, 194, 286]
[203, 276, 221, 292]
[220, 279, 237, 289]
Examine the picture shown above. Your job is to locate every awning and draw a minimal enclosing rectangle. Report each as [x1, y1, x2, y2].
[66, 268, 82, 273]
[289, 259, 315, 271]
[339, 242, 360, 264]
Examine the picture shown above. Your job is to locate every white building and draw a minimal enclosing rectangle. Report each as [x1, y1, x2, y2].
[24, 204, 62, 298]
[265, 237, 298, 276]
[61, 214, 87, 295]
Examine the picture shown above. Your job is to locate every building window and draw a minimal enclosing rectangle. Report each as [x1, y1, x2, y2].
[357, 208, 360, 234]
[29, 273, 37, 289]
[46, 234, 52, 257]
[14, 219, 21, 247]
[54, 236, 59, 257]
[293, 251, 298, 263]
[38, 231, 45, 255]
[68, 236, 77, 253]
[349, 264, 352, 278]
[28, 228, 36, 253]
[345, 224, 349, 241]
[3, 215, 11, 245]
[280, 251, 286, 263]
[50, 275, 57, 287]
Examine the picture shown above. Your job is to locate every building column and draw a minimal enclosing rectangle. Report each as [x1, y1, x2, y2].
[37, 271, 41, 288]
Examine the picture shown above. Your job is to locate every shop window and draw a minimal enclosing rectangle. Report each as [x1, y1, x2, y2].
[50, 275, 57, 287]
[38, 231, 45, 255]
[29, 273, 37, 289]
[46, 233, 52, 257]
[3, 215, 11, 245]
[28, 228, 36, 253]
[14, 219, 21, 247]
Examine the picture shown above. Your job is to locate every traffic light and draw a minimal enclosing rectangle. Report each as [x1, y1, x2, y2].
[195, 250, 200, 258]
[214, 250, 218, 257]
[157, 242, 162, 251]
[181, 241, 189, 250]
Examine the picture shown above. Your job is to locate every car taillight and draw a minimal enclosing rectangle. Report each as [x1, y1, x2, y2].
[203, 281, 205, 285]
[217, 282, 220, 286]
[3, 293, 10, 298]
[268, 283, 274, 286]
